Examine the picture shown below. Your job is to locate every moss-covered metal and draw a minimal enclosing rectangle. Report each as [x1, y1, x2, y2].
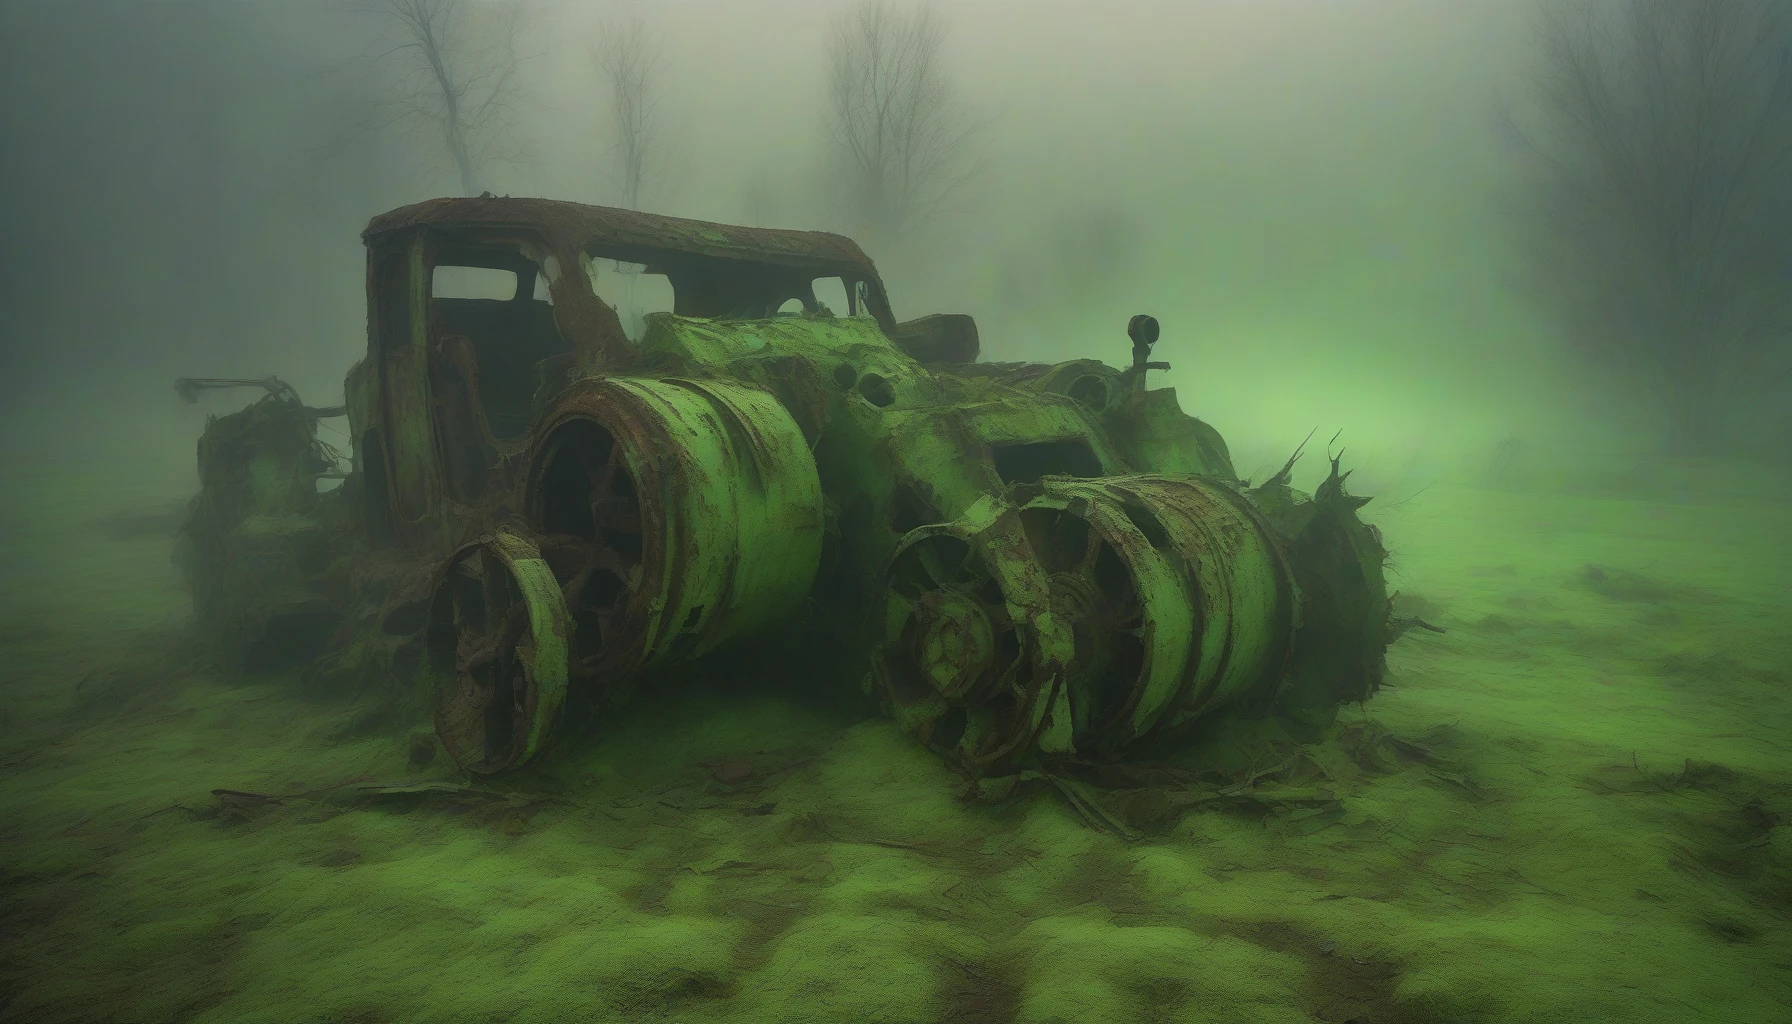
[176, 381, 344, 671]
[177, 196, 1404, 784]
[526, 375, 824, 686]
[427, 531, 571, 774]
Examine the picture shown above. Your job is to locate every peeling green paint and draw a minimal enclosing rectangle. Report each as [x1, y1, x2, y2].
[530, 374, 824, 683]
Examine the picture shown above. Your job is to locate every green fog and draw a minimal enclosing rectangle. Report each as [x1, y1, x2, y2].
[2, 2, 1789, 1021]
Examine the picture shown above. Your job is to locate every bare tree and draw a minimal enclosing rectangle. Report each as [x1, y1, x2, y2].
[356, 0, 531, 196]
[589, 14, 668, 212]
[825, 1, 979, 242]
[1502, 0, 1792, 453]
[586, 14, 671, 339]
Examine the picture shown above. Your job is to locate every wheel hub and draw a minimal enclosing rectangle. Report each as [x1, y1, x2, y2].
[915, 589, 997, 700]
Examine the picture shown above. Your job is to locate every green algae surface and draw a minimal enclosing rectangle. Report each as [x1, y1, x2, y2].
[3, 458, 1790, 1023]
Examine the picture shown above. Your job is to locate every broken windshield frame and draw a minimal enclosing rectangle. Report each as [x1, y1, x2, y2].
[577, 240, 891, 326]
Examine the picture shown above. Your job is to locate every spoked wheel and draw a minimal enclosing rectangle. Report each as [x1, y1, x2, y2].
[1019, 504, 1151, 745]
[874, 526, 1044, 767]
[885, 532, 1022, 708]
[531, 418, 649, 678]
[429, 532, 571, 774]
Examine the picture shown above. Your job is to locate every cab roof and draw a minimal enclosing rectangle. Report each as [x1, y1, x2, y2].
[363, 196, 881, 278]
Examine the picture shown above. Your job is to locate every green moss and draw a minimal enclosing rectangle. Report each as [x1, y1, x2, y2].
[733, 915, 950, 1023]
[4, 465, 1792, 1021]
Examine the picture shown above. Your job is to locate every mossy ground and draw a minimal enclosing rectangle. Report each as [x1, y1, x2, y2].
[3, 458, 1789, 1023]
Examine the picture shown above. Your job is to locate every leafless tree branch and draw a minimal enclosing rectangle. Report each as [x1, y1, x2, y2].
[825, 1, 981, 242]
[349, 0, 534, 196]
[589, 13, 668, 212]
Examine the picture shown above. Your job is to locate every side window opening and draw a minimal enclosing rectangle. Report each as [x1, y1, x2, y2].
[812, 277, 850, 318]
[429, 247, 569, 441]
[585, 256, 675, 342]
[810, 277, 877, 320]
[433, 265, 518, 300]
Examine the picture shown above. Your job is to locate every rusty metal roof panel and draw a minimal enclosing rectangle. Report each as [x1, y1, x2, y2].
[363, 197, 878, 273]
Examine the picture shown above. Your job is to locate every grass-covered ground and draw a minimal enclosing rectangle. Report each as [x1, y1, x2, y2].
[3, 455, 1789, 1023]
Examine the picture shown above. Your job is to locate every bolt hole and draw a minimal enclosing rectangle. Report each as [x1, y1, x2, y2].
[1067, 374, 1110, 412]
[857, 373, 895, 408]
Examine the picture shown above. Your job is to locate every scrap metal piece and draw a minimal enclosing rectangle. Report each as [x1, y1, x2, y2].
[175, 376, 347, 420]
[889, 313, 980, 364]
[1246, 456, 1394, 726]
[177, 384, 345, 669]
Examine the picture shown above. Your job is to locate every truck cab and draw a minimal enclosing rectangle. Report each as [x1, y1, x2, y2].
[345, 197, 919, 545]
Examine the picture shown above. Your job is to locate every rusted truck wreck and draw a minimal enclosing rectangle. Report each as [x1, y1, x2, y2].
[179, 197, 1395, 785]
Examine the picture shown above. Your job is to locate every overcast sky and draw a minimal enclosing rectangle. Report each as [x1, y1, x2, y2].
[0, 0, 1652, 491]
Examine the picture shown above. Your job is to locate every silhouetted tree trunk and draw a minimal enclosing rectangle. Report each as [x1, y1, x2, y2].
[589, 14, 667, 212]
[825, 1, 978, 243]
[1503, 0, 1792, 454]
[358, 0, 530, 196]
[588, 14, 672, 338]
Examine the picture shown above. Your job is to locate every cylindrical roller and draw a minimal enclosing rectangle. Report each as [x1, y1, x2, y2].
[1017, 493, 1195, 752]
[1030, 476, 1300, 753]
[873, 474, 1300, 767]
[526, 376, 826, 684]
